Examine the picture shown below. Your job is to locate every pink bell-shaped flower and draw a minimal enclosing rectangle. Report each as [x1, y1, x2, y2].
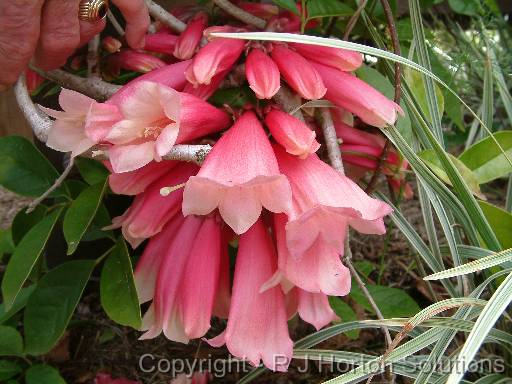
[289, 43, 363, 72]
[245, 48, 281, 99]
[173, 12, 207, 60]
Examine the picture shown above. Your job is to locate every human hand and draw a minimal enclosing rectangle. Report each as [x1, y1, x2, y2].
[0, 0, 150, 89]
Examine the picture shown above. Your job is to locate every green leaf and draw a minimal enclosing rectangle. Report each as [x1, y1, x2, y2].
[350, 285, 420, 318]
[405, 67, 444, 124]
[81, 204, 113, 242]
[11, 205, 47, 246]
[419, 149, 484, 200]
[0, 360, 22, 381]
[0, 286, 35, 325]
[25, 364, 66, 384]
[0, 228, 14, 262]
[74, 158, 109, 186]
[459, 131, 512, 184]
[479, 201, 512, 250]
[63, 180, 108, 255]
[209, 87, 255, 109]
[271, 0, 299, 14]
[306, 0, 353, 19]
[23, 260, 95, 356]
[448, 0, 481, 15]
[100, 239, 141, 329]
[0, 136, 61, 197]
[0, 326, 23, 356]
[1, 208, 63, 311]
[328, 297, 359, 339]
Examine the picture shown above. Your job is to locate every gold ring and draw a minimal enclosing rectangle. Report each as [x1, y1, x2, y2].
[79, 0, 109, 22]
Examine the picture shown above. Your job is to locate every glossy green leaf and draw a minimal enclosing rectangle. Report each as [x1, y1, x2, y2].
[0, 326, 23, 356]
[448, 0, 481, 15]
[0, 285, 35, 324]
[1, 208, 63, 310]
[405, 68, 444, 125]
[419, 149, 484, 200]
[0, 228, 14, 262]
[350, 285, 420, 318]
[271, 0, 298, 14]
[63, 180, 108, 255]
[479, 201, 512, 249]
[328, 297, 358, 339]
[0, 360, 22, 381]
[81, 204, 113, 242]
[306, 0, 353, 19]
[24, 260, 95, 356]
[459, 131, 512, 184]
[25, 364, 66, 384]
[74, 158, 109, 186]
[0, 136, 61, 197]
[100, 239, 141, 329]
[11, 205, 47, 246]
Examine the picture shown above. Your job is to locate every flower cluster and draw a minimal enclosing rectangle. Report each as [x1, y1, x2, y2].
[41, 1, 410, 373]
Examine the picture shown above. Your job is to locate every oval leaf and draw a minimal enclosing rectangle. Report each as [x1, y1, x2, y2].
[25, 364, 66, 384]
[0, 360, 22, 381]
[1, 208, 63, 310]
[63, 180, 108, 255]
[74, 158, 109, 186]
[271, 0, 299, 14]
[479, 201, 512, 250]
[23, 260, 95, 356]
[0, 285, 36, 325]
[0, 136, 61, 197]
[100, 239, 141, 329]
[459, 131, 512, 184]
[0, 326, 23, 356]
[11, 205, 47, 246]
[350, 285, 420, 318]
[306, 0, 353, 19]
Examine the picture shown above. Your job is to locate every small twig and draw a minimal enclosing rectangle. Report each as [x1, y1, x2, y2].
[344, 0, 368, 40]
[319, 107, 394, 355]
[273, 86, 305, 122]
[87, 35, 101, 79]
[212, 0, 266, 29]
[14, 75, 52, 142]
[145, 0, 186, 33]
[26, 157, 74, 213]
[29, 66, 120, 101]
[107, 10, 125, 36]
[365, 0, 401, 195]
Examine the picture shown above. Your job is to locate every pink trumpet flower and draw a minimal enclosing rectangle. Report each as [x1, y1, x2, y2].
[186, 38, 245, 86]
[174, 12, 207, 60]
[40, 89, 121, 157]
[313, 63, 403, 128]
[207, 219, 293, 372]
[107, 160, 177, 195]
[107, 49, 166, 75]
[144, 31, 179, 54]
[140, 216, 224, 342]
[183, 111, 292, 235]
[108, 163, 198, 248]
[265, 109, 320, 158]
[289, 43, 363, 72]
[274, 145, 392, 258]
[245, 48, 281, 99]
[297, 290, 339, 331]
[182, 69, 229, 100]
[271, 44, 326, 100]
[264, 214, 351, 296]
[103, 81, 231, 173]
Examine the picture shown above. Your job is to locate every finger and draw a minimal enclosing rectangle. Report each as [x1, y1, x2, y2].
[0, 0, 45, 87]
[111, 0, 150, 49]
[79, 18, 106, 47]
[33, 0, 81, 70]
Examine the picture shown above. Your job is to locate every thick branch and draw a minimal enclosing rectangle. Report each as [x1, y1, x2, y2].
[30, 66, 120, 101]
[145, 0, 186, 33]
[14, 75, 52, 142]
[213, 0, 266, 29]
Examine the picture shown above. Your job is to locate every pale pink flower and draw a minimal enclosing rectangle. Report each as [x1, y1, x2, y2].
[274, 145, 392, 258]
[102, 81, 230, 173]
[313, 63, 403, 127]
[144, 31, 179, 54]
[263, 213, 351, 297]
[140, 216, 225, 342]
[41, 89, 121, 157]
[297, 290, 339, 331]
[271, 44, 326, 100]
[186, 38, 245, 86]
[174, 12, 207, 60]
[265, 109, 320, 158]
[108, 163, 198, 248]
[207, 219, 293, 372]
[183, 111, 292, 235]
[289, 43, 363, 72]
[245, 48, 281, 99]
